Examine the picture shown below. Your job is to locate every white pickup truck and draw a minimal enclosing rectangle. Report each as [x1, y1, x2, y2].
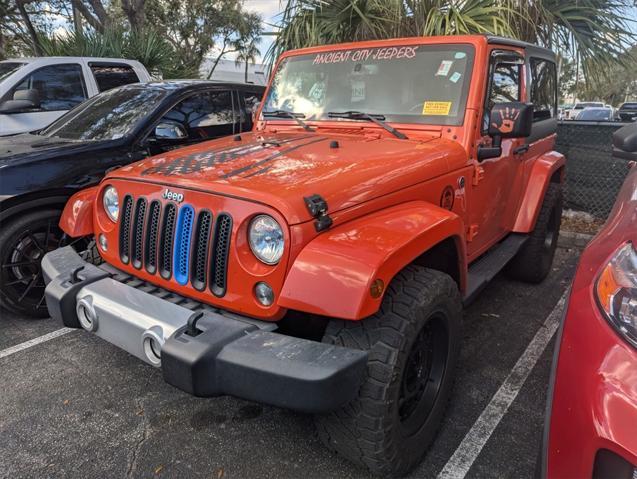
[0, 57, 151, 136]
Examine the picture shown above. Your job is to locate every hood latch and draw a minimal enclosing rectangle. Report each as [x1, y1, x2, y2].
[304, 194, 333, 232]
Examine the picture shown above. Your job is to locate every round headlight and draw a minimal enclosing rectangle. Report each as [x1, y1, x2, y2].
[249, 215, 284, 265]
[103, 186, 119, 222]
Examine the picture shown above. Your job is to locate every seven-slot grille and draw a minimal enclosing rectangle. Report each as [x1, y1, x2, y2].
[118, 195, 232, 296]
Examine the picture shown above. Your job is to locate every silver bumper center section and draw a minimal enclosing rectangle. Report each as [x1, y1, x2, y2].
[73, 277, 193, 366]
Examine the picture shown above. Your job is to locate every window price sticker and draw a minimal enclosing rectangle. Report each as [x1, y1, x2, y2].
[423, 101, 452, 116]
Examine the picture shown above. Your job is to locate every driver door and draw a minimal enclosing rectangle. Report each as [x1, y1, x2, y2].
[467, 50, 526, 259]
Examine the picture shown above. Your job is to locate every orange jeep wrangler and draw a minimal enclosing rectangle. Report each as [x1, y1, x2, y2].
[42, 35, 564, 476]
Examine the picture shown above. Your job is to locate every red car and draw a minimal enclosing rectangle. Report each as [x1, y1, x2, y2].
[542, 122, 637, 478]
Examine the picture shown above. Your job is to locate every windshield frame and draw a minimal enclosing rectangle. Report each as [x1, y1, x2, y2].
[261, 42, 476, 128]
[0, 62, 26, 83]
[39, 85, 169, 141]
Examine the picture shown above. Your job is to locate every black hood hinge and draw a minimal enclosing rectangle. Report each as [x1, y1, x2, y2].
[304, 194, 333, 232]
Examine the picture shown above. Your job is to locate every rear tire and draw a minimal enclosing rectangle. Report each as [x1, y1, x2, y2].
[0, 209, 97, 318]
[314, 266, 462, 476]
[507, 182, 563, 283]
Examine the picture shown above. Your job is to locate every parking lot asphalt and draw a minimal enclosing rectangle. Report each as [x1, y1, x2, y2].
[0, 247, 580, 479]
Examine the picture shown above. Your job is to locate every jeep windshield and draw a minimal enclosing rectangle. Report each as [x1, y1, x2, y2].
[263, 44, 474, 127]
[39, 85, 169, 141]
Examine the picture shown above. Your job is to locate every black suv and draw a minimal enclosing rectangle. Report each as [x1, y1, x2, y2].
[0, 80, 264, 317]
[618, 102, 637, 122]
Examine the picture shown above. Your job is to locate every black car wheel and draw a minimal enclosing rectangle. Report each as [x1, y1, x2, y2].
[506, 182, 563, 283]
[0, 209, 95, 318]
[315, 266, 462, 476]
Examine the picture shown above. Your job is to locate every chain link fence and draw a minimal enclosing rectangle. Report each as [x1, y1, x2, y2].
[555, 121, 633, 219]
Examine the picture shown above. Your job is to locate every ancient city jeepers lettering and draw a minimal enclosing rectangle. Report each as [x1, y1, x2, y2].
[312, 46, 419, 64]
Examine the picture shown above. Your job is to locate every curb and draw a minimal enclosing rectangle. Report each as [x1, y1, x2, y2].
[558, 230, 595, 249]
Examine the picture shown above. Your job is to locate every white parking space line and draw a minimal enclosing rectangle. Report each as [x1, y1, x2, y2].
[0, 328, 74, 360]
[437, 291, 568, 479]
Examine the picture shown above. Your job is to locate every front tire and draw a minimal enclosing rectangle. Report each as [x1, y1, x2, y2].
[314, 266, 462, 476]
[0, 209, 97, 318]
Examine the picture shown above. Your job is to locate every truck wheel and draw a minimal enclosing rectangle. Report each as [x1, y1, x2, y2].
[0, 209, 96, 318]
[314, 266, 462, 476]
[507, 182, 563, 283]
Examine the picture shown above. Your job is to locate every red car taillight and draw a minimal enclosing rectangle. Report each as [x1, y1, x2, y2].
[595, 242, 637, 349]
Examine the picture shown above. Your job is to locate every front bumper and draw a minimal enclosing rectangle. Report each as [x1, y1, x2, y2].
[42, 247, 368, 413]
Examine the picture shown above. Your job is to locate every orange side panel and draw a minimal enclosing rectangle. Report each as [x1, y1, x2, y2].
[278, 201, 466, 320]
[513, 151, 565, 233]
[59, 187, 97, 238]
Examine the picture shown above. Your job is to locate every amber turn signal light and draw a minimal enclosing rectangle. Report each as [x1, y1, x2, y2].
[370, 279, 385, 298]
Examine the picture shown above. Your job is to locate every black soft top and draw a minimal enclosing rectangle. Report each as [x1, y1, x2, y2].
[485, 35, 556, 62]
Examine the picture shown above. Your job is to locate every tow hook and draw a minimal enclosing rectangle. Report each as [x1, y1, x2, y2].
[185, 312, 204, 337]
[304, 194, 333, 232]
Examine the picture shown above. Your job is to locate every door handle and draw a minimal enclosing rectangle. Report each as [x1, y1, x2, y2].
[513, 144, 529, 155]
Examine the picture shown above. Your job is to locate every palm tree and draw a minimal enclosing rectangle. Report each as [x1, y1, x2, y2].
[267, 0, 636, 79]
[235, 36, 261, 83]
[34, 26, 197, 79]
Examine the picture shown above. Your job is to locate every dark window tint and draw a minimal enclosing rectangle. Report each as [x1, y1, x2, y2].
[41, 86, 168, 140]
[13, 64, 87, 111]
[620, 103, 637, 110]
[90, 64, 140, 92]
[489, 63, 521, 108]
[162, 90, 235, 139]
[530, 59, 557, 122]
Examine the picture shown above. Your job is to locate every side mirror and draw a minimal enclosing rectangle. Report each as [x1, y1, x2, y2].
[14, 88, 40, 107]
[479, 102, 533, 161]
[154, 121, 187, 141]
[0, 99, 37, 114]
[0, 88, 41, 114]
[612, 122, 637, 161]
[488, 102, 533, 138]
[251, 101, 261, 123]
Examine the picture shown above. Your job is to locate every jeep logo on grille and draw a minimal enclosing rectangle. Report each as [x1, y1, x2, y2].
[162, 189, 184, 203]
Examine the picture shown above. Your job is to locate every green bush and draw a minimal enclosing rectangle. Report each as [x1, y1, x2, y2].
[36, 27, 197, 79]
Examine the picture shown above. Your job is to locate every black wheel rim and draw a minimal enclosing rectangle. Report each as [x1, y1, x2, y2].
[398, 314, 448, 437]
[1, 219, 90, 314]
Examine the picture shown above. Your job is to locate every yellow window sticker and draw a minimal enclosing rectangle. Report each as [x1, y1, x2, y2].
[423, 101, 452, 116]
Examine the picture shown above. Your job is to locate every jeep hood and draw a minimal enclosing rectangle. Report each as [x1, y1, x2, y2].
[111, 131, 468, 224]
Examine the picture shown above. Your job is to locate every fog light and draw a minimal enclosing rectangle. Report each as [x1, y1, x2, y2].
[76, 295, 98, 332]
[255, 282, 274, 306]
[98, 234, 108, 252]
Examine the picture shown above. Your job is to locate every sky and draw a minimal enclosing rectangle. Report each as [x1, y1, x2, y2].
[241, 0, 282, 62]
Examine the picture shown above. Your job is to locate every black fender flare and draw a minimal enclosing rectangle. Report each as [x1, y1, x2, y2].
[0, 195, 71, 223]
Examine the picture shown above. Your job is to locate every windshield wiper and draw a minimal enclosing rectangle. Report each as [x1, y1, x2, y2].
[262, 110, 314, 132]
[327, 111, 407, 140]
